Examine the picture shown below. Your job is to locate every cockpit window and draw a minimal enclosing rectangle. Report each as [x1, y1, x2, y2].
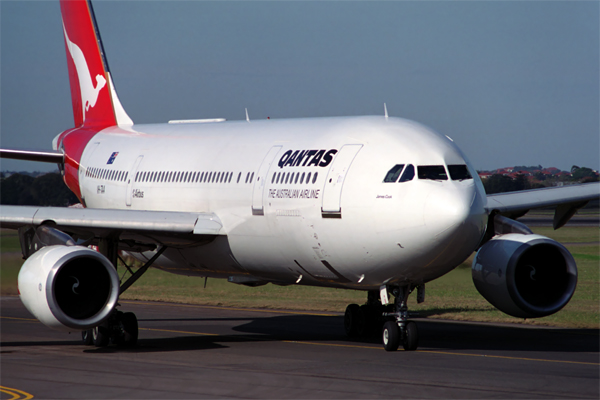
[418, 165, 448, 180]
[383, 164, 405, 183]
[448, 164, 473, 180]
[399, 164, 414, 182]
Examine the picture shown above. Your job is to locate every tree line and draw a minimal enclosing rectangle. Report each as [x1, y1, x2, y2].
[482, 166, 598, 195]
[0, 172, 78, 206]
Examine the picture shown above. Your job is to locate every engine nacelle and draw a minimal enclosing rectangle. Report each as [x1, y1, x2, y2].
[472, 234, 577, 318]
[18, 245, 120, 332]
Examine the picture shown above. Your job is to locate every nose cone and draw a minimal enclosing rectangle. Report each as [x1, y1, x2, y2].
[424, 183, 487, 245]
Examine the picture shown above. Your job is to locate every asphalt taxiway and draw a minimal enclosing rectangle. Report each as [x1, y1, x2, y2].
[1, 297, 598, 399]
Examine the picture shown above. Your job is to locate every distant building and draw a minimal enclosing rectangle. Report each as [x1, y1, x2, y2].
[477, 165, 595, 186]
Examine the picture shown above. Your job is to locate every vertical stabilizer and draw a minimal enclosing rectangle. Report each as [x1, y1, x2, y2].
[60, 0, 133, 128]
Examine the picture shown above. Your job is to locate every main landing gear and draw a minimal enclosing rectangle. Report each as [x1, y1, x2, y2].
[82, 240, 166, 348]
[82, 309, 138, 347]
[344, 290, 389, 338]
[344, 286, 420, 351]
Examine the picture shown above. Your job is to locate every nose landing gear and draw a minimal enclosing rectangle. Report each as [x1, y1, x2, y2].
[382, 320, 418, 351]
[382, 285, 419, 351]
[344, 285, 420, 351]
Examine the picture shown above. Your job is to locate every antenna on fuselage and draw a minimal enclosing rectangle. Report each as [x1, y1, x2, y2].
[384, 103, 388, 120]
[245, 108, 250, 122]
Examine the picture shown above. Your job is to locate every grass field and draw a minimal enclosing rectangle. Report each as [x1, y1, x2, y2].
[1, 223, 598, 328]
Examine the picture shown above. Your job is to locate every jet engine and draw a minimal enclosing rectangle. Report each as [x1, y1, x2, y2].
[18, 245, 120, 332]
[472, 233, 577, 318]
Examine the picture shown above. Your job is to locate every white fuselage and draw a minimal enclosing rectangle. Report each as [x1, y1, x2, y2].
[77, 115, 488, 290]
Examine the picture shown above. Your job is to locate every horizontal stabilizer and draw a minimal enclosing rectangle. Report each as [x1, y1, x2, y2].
[0, 148, 64, 164]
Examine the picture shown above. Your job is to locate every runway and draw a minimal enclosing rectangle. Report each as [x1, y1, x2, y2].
[1, 297, 598, 399]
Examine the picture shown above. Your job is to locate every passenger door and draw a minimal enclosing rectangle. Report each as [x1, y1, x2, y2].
[126, 155, 144, 206]
[321, 144, 363, 217]
[252, 145, 282, 215]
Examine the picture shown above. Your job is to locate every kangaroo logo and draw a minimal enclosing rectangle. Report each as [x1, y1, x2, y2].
[62, 22, 106, 122]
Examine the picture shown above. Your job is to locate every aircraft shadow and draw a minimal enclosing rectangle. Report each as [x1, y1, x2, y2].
[230, 314, 599, 354]
[408, 319, 599, 354]
[2, 314, 597, 355]
[129, 314, 600, 354]
[86, 314, 600, 355]
[83, 335, 228, 353]
[138, 317, 253, 323]
[1, 340, 83, 347]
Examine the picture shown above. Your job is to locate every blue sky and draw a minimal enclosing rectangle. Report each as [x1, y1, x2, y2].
[1, 0, 598, 172]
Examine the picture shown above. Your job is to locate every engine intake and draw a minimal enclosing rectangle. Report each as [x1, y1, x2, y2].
[18, 245, 120, 331]
[472, 234, 577, 318]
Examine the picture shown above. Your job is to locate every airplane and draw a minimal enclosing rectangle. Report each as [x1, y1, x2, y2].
[1, 0, 598, 352]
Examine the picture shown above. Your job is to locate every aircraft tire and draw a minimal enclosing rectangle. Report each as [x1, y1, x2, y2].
[344, 304, 360, 337]
[357, 305, 376, 337]
[403, 321, 418, 351]
[81, 329, 93, 345]
[382, 321, 400, 352]
[121, 312, 138, 346]
[92, 325, 109, 347]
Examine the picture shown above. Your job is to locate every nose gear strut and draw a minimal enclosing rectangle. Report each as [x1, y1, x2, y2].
[382, 285, 419, 351]
[343, 285, 420, 351]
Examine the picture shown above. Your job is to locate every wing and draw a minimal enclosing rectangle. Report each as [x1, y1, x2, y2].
[486, 182, 600, 229]
[0, 205, 224, 255]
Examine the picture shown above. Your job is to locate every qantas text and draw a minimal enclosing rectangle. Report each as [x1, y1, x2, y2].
[278, 149, 337, 168]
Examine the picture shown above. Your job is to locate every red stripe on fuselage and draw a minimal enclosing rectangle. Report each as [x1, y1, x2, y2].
[57, 127, 102, 202]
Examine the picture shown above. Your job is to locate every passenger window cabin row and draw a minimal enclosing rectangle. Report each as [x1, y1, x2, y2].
[271, 171, 319, 185]
[86, 167, 258, 185]
[384, 164, 472, 182]
[86, 167, 128, 182]
[134, 170, 253, 185]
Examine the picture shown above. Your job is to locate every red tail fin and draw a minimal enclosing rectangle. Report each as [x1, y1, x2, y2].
[60, 0, 132, 128]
